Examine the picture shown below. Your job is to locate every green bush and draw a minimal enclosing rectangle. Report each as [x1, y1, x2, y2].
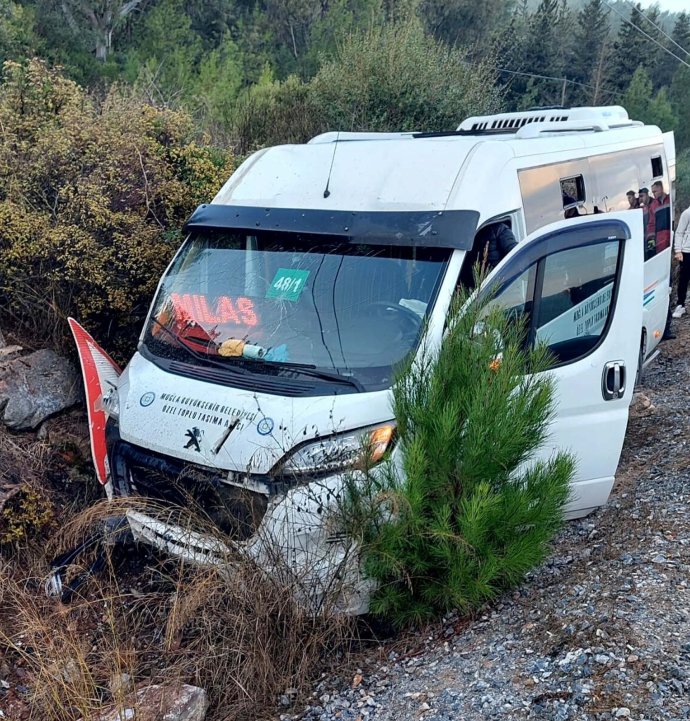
[0, 59, 233, 356]
[344, 290, 574, 627]
[312, 16, 502, 132]
[231, 16, 504, 150]
[677, 148, 690, 215]
[232, 71, 323, 154]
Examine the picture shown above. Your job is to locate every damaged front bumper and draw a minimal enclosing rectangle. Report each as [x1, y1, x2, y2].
[105, 420, 375, 615]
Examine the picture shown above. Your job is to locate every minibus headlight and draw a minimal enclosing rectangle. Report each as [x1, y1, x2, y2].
[100, 384, 120, 421]
[278, 422, 396, 476]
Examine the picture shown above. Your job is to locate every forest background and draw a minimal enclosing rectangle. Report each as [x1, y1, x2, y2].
[0, 0, 685, 146]
[0, 0, 688, 350]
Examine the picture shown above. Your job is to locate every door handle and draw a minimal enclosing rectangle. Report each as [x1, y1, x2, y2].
[602, 361, 626, 400]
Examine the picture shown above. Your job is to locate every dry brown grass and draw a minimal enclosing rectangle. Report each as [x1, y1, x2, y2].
[0, 411, 99, 550]
[0, 496, 359, 721]
[1, 407, 362, 720]
[1, 424, 56, 547]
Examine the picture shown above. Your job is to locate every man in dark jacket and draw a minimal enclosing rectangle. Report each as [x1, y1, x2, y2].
[476, 222, 518, 269]
[460, 222, 518, 289]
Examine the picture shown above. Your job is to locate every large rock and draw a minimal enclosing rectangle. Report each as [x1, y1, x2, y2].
[0, 349, 80, 430]
[95, 684, 209, 721]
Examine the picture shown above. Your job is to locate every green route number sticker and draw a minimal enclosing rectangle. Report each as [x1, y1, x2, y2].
[266, 268, 310, 301]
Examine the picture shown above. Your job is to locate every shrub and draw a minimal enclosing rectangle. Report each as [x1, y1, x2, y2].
[311, 16, 503, 132]
[231, 17, 504, 151]
[231, 71, 323, 154]
[344, 289, 574, 627]
[677, 148, 690, 216]
[0, 59, 234, 356]
[0, 485, 54, 545]
[0, 423, 56, 547]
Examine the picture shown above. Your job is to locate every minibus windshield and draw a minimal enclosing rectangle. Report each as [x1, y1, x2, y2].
[142, 230, 450, 392]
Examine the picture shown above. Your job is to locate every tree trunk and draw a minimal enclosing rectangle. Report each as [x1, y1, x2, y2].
[95, 39, 107, 61]
[591, 40, 608, 105]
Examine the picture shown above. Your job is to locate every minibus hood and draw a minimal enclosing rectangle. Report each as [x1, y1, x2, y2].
[116, 352, 392, 475]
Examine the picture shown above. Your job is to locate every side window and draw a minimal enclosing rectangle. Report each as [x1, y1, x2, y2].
[483, 264, 537, 328]
[535, 240, 620, 363]
[560, 175, 586, 218]
[651, 156, 663, 178]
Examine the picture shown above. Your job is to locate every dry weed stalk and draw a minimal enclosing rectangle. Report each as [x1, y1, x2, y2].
[0, 496, 359, 720]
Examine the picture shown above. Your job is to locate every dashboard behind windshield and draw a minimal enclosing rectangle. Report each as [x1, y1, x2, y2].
[143, 230, 450, 393]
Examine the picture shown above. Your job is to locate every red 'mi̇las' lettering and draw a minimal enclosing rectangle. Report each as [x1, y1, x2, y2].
[236, 297, 258, 326]
[171, 293, 258, 327]
[217, 295, 241, 324]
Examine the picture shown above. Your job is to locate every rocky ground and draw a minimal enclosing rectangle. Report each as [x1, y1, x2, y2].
[291, 317, 690, 721]
[1, 316, 688, 721]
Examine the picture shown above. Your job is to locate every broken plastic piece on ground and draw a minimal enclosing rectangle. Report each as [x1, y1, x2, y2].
[44, 516, 130, 603]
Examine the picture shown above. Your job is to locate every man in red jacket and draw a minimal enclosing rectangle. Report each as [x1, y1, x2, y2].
[646, 181, 675, 340]
[648, 180, 671, 254]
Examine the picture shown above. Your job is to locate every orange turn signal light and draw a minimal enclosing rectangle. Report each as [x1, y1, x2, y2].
[368, 425, 396, 464]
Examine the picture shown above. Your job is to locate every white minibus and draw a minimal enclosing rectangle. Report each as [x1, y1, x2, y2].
[68, 106, 673, 613]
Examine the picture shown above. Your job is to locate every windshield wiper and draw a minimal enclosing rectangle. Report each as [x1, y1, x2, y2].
[253, 359, 366, 392]
[149, 320, 365, 392]
[147, 317, 250, 375]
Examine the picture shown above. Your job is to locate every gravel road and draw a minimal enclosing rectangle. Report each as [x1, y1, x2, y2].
[291, 317, 690, 721]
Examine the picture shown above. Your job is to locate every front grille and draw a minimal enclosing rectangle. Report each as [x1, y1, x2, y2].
[114, 442, 268, 542]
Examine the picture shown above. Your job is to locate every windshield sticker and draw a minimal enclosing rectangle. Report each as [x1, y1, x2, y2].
[265, 268, 310, 302]
[536, 282, 613, 344]
[170, 293, 258, 326]
[257, 417, 275, 436]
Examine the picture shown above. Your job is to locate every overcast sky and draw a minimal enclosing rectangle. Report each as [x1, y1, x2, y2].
[638, 0, 688, 14]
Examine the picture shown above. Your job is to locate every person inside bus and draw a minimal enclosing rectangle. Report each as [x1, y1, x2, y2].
[638, 187, 650, 206]
[562, 192, 582, 219]
[459, 221, 517, 289]
[637, 187, 652, 258]
[648, 180, 671, 252]
[626, 190, 639, 209]
[644, 180, 676, 340]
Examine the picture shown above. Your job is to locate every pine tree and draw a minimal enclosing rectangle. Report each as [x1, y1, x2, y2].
[622, 64, 678, 132]
[642, 6, 666, 90]
[670, 65, 690, 150]
[520, 0, 565, 107]
[343, 289, 574, 626]
[569, 0, 611, 105]
[496, 0, 531, 110]
[623, 65, 654, 121]
[613, 3, 661, 95]
[647, 87, 677, 131]
[554, 0, 578, 106]
[657, 12, 690, 91]
[419, 0, 513, 53]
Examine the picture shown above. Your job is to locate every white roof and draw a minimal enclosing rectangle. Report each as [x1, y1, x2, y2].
[214, 136, 503, 212]
[214, 106, 664, 216]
